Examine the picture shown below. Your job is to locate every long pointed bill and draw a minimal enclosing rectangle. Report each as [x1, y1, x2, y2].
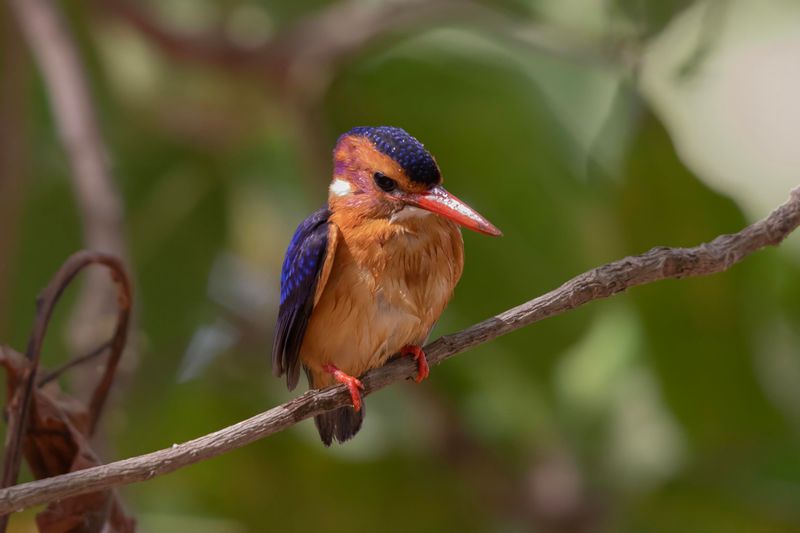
[407, 186, 502, 236]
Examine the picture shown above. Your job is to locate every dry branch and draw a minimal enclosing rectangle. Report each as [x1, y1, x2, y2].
[0, 252, 132, 530]
[0, 187, 798, 516]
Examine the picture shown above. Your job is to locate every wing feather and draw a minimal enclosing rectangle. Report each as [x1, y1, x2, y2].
[314, 225, 338, 306]
[272, 207, 336, 390]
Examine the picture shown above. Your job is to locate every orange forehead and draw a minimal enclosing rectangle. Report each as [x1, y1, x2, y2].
[334, 136, 439, 193]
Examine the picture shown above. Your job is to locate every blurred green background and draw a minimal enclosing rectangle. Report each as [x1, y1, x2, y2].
[2, 0, 800, 531]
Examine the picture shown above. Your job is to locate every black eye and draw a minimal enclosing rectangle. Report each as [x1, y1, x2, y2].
[373, 172, 397, 192]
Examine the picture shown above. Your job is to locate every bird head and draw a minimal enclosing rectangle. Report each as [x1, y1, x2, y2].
[328, 126, 502, 236]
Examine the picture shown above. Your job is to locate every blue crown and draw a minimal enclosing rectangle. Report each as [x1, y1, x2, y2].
[346, 126, 441, 186]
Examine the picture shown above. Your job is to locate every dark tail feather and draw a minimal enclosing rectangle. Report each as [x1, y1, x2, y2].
[314, 406, 364, 446]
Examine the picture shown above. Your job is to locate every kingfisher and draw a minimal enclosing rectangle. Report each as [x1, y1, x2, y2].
[272, 126, 501, 445]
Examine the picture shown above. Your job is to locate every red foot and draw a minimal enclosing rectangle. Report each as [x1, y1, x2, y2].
[323, 364, 365, 412]
[401, 345, 429, 383]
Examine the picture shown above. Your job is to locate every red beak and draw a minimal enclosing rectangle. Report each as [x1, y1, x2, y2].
[407, 186, 502, 237]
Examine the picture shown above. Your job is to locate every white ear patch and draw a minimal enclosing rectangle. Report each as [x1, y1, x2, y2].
[329, 178, 352, 197]
[390, 206, 432, 223]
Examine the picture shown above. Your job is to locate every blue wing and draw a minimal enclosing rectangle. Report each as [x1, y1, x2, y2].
[272, 206, 333, 390]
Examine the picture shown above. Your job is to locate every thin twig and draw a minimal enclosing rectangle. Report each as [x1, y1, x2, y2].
[86, 256, 132, 435]
[37, 341, 112, 388]
[0, 187, 798, 516]
[0, 252, 131, 528]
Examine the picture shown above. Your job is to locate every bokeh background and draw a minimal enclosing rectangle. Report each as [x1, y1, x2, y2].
[2, 0, 800, 531]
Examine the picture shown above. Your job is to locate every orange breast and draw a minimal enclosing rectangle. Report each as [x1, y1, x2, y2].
[300, 213, 463, 388]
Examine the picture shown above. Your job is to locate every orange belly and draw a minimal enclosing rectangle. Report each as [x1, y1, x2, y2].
[300, 214, 463, 388]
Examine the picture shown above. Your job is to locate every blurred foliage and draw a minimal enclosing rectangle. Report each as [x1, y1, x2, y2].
[2, 0, 800, 531]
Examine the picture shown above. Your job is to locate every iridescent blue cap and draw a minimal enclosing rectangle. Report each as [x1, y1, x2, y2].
[346, 126, 441, 186]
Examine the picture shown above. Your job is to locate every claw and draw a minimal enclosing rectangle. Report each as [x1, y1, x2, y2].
[323, 364, 365, 411]
[401, 345, 429, 383]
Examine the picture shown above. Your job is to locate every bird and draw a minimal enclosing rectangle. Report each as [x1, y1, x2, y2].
[272, 126, 501, 446]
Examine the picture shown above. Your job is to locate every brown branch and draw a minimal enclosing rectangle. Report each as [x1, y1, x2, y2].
[0, 187, 797, 515]
[0, 252, 131, 531]
[37, 341, 113, 388]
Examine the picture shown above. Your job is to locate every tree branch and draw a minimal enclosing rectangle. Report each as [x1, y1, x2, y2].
[0, 252, 131, 531]
[0, 187, 798, 516]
